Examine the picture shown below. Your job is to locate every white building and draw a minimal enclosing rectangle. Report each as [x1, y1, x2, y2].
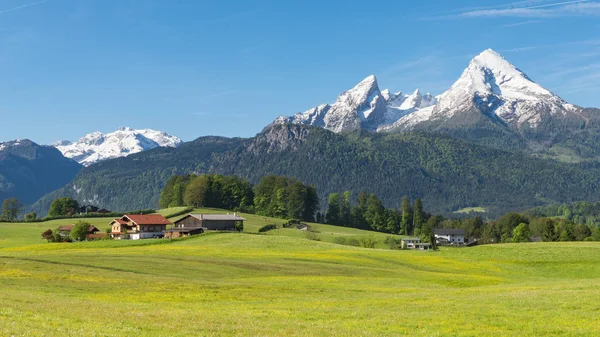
[434, 229, 466, 245]
[401, 237, 421, 249]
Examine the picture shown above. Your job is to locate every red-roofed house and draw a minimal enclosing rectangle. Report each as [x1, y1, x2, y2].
[109, 214, 171, 240]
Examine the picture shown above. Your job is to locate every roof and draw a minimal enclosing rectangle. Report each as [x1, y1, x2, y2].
[434, 229, 466, 235]
[57, 225, 74, 231]
[415, 243, 432, 246]
[123, 214, 171, 225]
[110, 219, 128, 225]
[401, 237, 421, 241]
[187, 214, 246, 221]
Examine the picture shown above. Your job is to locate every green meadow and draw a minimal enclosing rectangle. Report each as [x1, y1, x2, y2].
[1, 210, 600, 336]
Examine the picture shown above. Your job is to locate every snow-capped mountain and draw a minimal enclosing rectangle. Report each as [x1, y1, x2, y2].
[273, 75, 436, 132]
[275, 49, 584, 135]
[54, 127, 182, 166]
[387, 49, 579, 132]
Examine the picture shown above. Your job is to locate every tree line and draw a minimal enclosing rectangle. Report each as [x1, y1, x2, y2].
[322, 190, 600, 243]
[159, 174, 318, 222]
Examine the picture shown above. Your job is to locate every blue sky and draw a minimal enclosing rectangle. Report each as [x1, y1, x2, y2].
[0, 0, 599, 144]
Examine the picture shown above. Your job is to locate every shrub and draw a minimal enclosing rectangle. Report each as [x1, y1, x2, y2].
[385, 236, 401, 250]
[305, 231, 320, 241]
[346, 238, 360, 247]
[235, 222, 244, 232]
[41, 229, 54, 242]
[359, 236, 377, 249]
[334, 237, 347, 245]
[258, 224, 278, 233]
[24, 212, 37, 221]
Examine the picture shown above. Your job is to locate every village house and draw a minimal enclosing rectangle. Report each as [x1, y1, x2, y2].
[165, 213, 246, 238]
[434, 229, 466, 245]
[401, 237, 421, 249]
[296, 223, 311, 231]
[400, 237, 432, 250]
[109, 214, 171, 240]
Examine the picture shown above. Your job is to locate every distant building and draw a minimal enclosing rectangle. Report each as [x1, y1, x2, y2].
[296, 224, 311, 231]
[401, 237, 421, 249]
[109, 214, 170, 240]
[434, 229, 466, 245]
[414, 243, 432, 251]
[172, 213, 246, 232]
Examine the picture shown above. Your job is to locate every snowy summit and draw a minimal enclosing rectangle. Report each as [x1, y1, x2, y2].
[275, 48, 580, 133]
[54, 127, 182, 166]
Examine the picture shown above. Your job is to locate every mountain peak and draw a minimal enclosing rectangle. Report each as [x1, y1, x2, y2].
[431, 48, 572, 128]
[54, 128, 182, 166]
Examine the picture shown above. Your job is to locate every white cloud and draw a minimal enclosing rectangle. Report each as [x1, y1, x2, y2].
[0, 0, 48, 16]
[500, 20, 542, 27]
[503, 39, 600, 52]
[460, 1, 600, 18]
[427, 0, 600, 19]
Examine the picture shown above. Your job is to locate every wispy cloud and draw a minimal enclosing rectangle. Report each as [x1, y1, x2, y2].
[460, 1, 600, 18]
[0, 0, 48, 15]
[503, 39, 600, 52]
[427, 0, 600, 19]
[500, 20, 542, 27]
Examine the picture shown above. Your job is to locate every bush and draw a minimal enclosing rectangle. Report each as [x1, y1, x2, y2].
[41, 229, 54, 242]
[24, 212, 37, 221]
[235, 222, 244, 232]
[359, 236, 377, 249]
[334, 237, 347, 245]
[385, 236, 401, 250]
[305, 231, 320, 241]
[346, 238, 360, 247]
[258, 224, 278, 233]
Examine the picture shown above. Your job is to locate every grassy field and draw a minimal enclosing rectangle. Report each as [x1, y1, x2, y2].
[1, 211, 600, 336]
[454, 206, 487, 214]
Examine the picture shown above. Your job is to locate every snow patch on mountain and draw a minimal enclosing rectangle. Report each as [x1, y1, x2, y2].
[274, 76, 435, 132]
[54, 127, 182, 166]
[431, 49, 574, 128]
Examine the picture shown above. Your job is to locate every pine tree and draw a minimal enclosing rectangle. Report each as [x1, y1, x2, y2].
[325, 193, 341, 226]
[400, 196, 413, 235]
[413, 198, 424, 236]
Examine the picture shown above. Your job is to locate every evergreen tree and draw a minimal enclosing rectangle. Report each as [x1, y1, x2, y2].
[325, 193, 341, 226]
[413, 198, 424, 236]
[400, 196, 413, 235]
[542, 219, 557, 242]
[340, 191, 351, 227]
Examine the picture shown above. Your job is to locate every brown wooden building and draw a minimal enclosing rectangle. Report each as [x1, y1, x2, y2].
[165, 213, 246, 238]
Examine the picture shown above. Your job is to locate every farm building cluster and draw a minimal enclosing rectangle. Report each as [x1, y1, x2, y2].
[400, 229, 467, 250]
[57, 213, 246, 241]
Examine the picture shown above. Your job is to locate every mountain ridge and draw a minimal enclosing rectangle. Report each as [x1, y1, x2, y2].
[30, 124, 600, 218]
[0, 139, 82, 205]
[54, 127, 182, 166]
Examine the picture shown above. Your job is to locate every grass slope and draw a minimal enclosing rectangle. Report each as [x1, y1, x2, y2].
[1, 213, 600, 336]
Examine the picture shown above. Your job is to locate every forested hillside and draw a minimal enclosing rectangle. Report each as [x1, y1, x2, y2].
[31, 124, 600, 217]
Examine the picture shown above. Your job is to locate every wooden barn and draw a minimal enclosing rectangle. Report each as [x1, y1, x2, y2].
[173, 213, 246, 231]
